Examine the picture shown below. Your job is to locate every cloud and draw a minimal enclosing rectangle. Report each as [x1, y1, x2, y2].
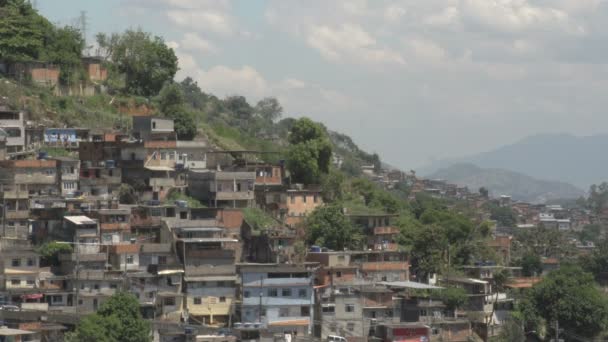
[167, 10, 234, 35]
[172, 33, 218, 55]
[306, 24, 405, 66]
[458, 0, 583, 35]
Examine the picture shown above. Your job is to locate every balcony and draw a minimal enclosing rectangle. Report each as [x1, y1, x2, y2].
[215, 191, 254, 201]
[2, 190, 29, 199]
[5, 210, 30, 220]
[373, 226, 400, 235]
[100, 222, 130, 231]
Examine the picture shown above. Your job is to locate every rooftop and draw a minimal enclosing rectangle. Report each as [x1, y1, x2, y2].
[64, 215, 96, 225]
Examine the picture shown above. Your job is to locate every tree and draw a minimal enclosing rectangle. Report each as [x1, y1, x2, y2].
[440, 287, 467, 315]
[496, 318, 526, 342]
[157, 82, 197, 140]
[525, 266, 608, 338]
[479, 187, 489, 199]
[489, 205, 517, 227]
[36, 241, 72, 267]
[97, 29, 177, 96]
[67, 292, 151, 342]
[305, 205, 361, 251]
[588, 182, 608, 215]
[288, 117, 326, 145]
[580, 237, 608, 282]
[224, 95, 253, 121]
[579, 224, 602, 244]
[254, 97, 283, 122]
[286, 118, 332, 184]
[519, 253, 542, 277]
[118, 184, 138, 204]
[0, 0, 52, 62]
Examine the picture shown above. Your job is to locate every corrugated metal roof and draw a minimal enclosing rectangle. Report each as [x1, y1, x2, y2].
[64, 216, 96, 225]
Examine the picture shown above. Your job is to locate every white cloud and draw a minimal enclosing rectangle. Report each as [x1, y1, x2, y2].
[167, 10, 234, 35]
[307, 24, 405, 66]
[408, 38, 447, 64]
[459, 0, 581, 35]
[384, 5, 407, 23]
[178, 33, 217, 54]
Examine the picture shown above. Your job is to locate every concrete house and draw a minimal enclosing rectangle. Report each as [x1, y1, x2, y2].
[132, 116, 175, 141]
[0, 107, 25, 153]
[238, 264, 316, 338]
[187, 170, 255, 208]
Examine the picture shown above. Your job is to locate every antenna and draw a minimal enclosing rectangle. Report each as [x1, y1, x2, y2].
[80, 10, 88, 52]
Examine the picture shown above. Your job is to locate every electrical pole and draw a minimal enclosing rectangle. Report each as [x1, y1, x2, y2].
[80, 10, 88, 54]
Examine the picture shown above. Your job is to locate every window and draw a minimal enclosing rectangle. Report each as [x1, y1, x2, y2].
[268, 288, 278, 297]
[322, 306, 335, 314]
[279, 308, 289, 317]
[52, 295, 62, 303]
[152, 121, 157, 129]
[164, 297, 175, 306]
[194, 297, 202, 305]
[345, 304, 355, 313]
[313, 195, 318, 203]
[11, 259, 20, 267]
[244, 291, 250, 298]
[219, 296, 226, 303]
[161, 152, 167, 160]
[94, 284, 99, 290]
[78, 299, 83, 305]
[298, 289, 307, 298]
[110, 284, 117, 289]
[11, 279, 20, 285]
[302, 195, 307, 203]
[337, 255, 345, 262]
[27, 258, 34, 266]
[158, 256, 167, 265]
[282, 289, 292, 297]
[148, 292, 154, 299]
[290, 195, 295, 204]
[301, 306, 310, 316]
[336, 271, 342, 278]
[108, 169, 113, 177]
[347, 323, 355, 331]
[217, 281, 225, 287]
[26, 279, 35, 286]
[126, 255, 134, 264]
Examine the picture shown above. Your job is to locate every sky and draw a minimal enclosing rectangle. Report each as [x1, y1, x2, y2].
[37, 0, 608, 170]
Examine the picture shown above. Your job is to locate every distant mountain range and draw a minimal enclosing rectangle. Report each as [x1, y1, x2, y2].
[421, 133, 608, 189]
[429, 163, 585, 203]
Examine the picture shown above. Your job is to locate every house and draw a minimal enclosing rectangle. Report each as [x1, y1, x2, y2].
[81, 56, 108, 82]
[62, 216, 100, 254]
[132, 116, 175, 141]
[78, 160, 121, 198]
[167, 218, 239, 326]
[7, 61, 59, 87]
[54, 157, 80, 196]
[0, 107, 25, 153]
[0, 326, 41, 342]
[131, 243, 183, 321]
[0, 249, 42, 305]
[284, 189, 323, 226]
[187, 170, 255, 208]
[237, 264, 316, 339]
[89, 209, 131, 245]
[487, 236, 512, 265]
[372, 323, 430, 342]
